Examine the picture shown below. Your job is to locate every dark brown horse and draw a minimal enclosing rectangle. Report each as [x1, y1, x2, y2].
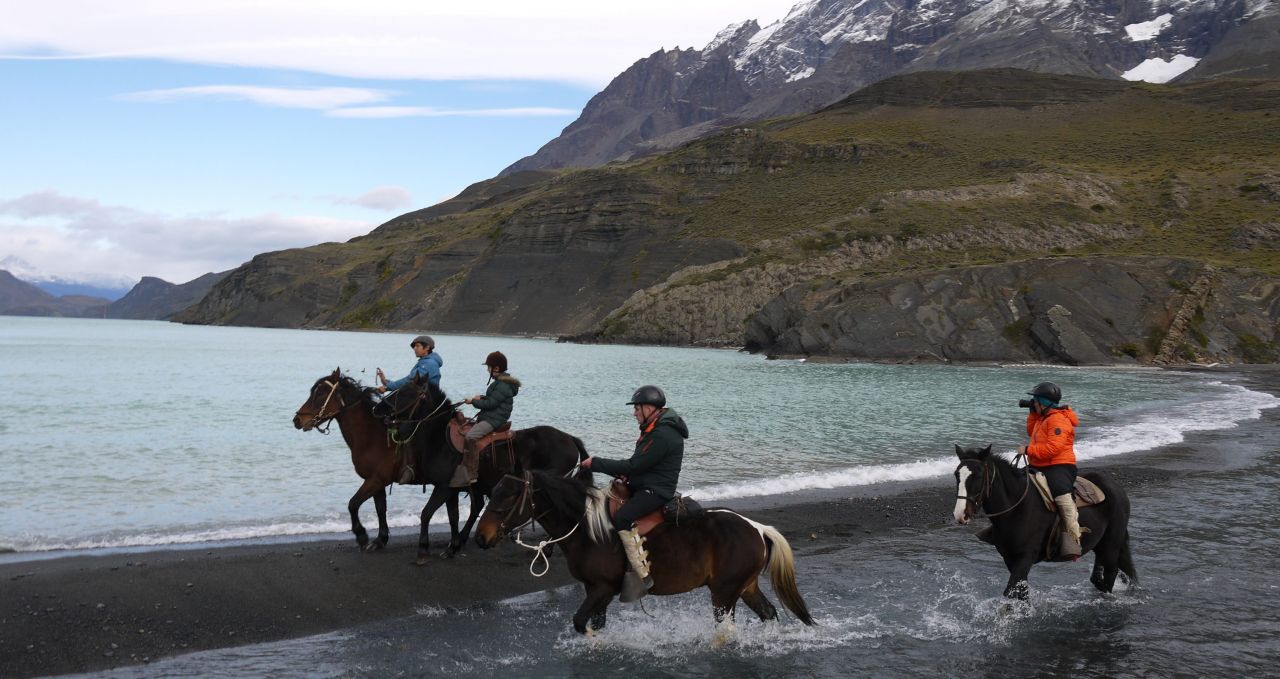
[293, 368, 454, 551]
[376, 377, 591, 564]
[953, 444, 1137, 599]
[474, 470, 816, 636]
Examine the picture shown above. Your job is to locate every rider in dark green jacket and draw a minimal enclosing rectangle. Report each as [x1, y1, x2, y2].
[582, 385, 687, 602]
[459, 351, 520, 487]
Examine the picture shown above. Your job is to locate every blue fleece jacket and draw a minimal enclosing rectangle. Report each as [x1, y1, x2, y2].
[385, 352, 443, 390]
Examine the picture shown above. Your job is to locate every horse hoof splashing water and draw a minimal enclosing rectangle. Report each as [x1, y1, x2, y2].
[953, 444, 1138, 600]
[475, 470, 816, 636]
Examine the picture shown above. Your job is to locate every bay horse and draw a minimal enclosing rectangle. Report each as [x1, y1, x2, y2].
[953, 444, 1138, 599]
[474, 470, 816, 635]
[376, 377, 590, 564]
[293, 368, 458, 551]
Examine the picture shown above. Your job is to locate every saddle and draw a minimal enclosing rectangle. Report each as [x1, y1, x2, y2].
[447, 412, 514, 464]
[1030, 472, 1106, 512]
[607, 479, 704, 537]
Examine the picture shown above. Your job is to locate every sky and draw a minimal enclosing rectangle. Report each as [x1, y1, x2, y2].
[0, 1, 800, 288]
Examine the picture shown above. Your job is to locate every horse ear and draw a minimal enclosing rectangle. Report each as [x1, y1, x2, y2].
[332, 366, 341, 377]
[979, 444, 993, 458]
[954, 443, 963, 458]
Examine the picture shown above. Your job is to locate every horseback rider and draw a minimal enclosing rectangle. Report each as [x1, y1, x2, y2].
[580, 385, 687, 602]
[458, 351, 520, 488]
[1019, 381, 1084, 559]
[376, 335, 444, 484]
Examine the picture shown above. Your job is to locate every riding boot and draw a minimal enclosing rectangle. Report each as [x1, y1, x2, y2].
[464, 439, 482, 485]
[1054, 493, 1082, 559]
[398, 464, 414, 485]
[617, 528, 653, 602]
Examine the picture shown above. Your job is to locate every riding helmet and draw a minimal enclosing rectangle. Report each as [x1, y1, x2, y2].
[410, 335, 434, 349]
[1027, 381, 1062, 404]
[626, 385, 666, 408]
[483, 351, 508, 372]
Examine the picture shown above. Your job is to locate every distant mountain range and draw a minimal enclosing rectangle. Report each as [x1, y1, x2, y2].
[503, 0, 1279, 175]
[0, 270, 229, 320]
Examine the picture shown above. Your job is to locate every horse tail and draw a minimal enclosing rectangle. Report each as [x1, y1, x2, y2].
[761, 525, 815, 625]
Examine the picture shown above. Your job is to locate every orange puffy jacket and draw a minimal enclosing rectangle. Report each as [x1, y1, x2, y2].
[1025, 406, 1079, 467]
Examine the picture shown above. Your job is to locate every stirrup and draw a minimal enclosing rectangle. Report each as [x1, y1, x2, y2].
[1059, 533, 1081, 560]
[448, 465, 470, 488]
[398, 466, 415, 485]
[619, 570, 652, 603]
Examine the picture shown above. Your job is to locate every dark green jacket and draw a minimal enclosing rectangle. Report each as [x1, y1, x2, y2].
[593, 408, 687, 500]
[472, 374, 519, 428]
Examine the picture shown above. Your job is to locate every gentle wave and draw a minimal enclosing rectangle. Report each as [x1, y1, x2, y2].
[690, 379, 1278, 502]
[4, 379, 1274, 554]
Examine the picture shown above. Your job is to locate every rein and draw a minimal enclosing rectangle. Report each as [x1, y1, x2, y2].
[958, 454, 1030, 519]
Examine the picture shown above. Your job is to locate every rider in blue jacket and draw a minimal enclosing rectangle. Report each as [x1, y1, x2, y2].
[377, 335, 443, 483]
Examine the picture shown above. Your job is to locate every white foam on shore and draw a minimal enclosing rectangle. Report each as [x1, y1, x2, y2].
[689, 379, 1278, 502]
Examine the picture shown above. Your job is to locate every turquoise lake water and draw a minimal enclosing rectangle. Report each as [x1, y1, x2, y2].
[1, 315, 1275, 553]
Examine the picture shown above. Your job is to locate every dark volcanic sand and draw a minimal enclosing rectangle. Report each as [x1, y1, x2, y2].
[2, 367, 1275, 678]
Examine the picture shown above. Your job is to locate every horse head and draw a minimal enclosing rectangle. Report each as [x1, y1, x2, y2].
[953, 443, 993, 525]
[294, 368, 351, 432]
[372, 374, 450, 424]
[475, 472, 535, 549]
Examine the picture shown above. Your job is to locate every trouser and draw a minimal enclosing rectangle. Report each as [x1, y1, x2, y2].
[1035, 464, 1082, 548]
[611, 488, 669, 532]
[462, 421, 496, 482]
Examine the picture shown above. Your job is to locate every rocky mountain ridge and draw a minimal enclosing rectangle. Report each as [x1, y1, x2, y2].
[504, 0, 1278, 174]
[179, 70, 1280, 364]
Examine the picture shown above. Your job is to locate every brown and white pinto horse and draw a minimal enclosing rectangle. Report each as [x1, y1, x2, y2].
[475, 470, 816, 636]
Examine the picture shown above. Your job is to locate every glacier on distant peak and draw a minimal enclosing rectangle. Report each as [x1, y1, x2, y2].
[1125, 13, 1174, 41]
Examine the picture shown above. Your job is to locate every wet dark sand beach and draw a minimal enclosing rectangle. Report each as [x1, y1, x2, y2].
[3, 366, 1276, 678]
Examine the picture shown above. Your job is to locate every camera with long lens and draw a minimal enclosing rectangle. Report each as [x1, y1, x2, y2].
[1018, 398, 1035, 409]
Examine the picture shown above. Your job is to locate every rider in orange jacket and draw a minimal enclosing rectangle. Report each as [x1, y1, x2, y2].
[1018, 381, 1084, 558]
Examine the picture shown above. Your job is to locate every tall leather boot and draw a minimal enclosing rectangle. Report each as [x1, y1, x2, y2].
[398, 463, 414, 485]
[617, 528, 653, 602]
[1054, 493, 1082, 559]
[464, 439, 482, 485]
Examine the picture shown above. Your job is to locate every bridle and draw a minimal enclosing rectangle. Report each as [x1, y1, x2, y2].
[956, 454, 1029, 519]
[487, 471, 585, 577]
[379, 384, 456, 446]
[305, 379, 359, 434]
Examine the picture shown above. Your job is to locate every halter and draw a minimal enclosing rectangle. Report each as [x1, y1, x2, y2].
[489, 472, 581, 577]
[956, 454, 1030, 519]
[306, 379, 349, 434]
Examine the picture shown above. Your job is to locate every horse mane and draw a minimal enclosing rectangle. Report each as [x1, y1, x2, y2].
[335, 372, 380, 411]
[531, 471, 612, 545]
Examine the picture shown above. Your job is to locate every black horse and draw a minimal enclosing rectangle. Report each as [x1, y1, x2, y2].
[376, 377, 589, 564]
[953, 444, 1137, 599]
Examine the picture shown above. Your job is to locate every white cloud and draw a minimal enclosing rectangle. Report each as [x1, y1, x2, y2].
[330, 186, 414, 211]
[0, 1, 802, 87]
[121, 85, 393, 109]
[328, 106, 579, 118]
[0, 190, 371, 284]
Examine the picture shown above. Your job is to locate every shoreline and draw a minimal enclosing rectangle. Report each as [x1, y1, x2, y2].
[3, 367, 1277, 677]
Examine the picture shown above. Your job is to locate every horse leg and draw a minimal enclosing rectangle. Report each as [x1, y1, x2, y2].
[710, 585, 742, 646]
[451, 490, 486, 556]
[415, 486, 450, 566]
[740, 580, 779, 622]
[442, 490, 461, 559]
[1001, 552, 1036, 600]
[346, 478, 381, 549]
[369, 486, 389, 550]
[1118, 533, 1139, 587]
[573, 583, 615, 635]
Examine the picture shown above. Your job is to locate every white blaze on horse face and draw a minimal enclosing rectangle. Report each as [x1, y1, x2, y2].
[954, 466, 972, 524]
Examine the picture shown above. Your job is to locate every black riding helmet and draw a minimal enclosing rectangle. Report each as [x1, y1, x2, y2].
[1028, 381, 1062, 404]
[626, 385, 666, 408]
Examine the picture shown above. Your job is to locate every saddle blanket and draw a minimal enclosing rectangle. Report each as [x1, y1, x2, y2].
[1030, 472, 1106, 512]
